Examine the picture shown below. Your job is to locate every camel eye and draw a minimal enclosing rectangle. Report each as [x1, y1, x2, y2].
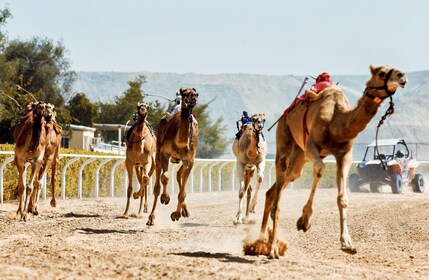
[397, 72, 404, 78]
[378, 72, 385, 78]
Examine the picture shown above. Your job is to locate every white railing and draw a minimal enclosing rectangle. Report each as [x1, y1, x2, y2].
[2, 150, 427, 204]
[0, 151, 277, 203]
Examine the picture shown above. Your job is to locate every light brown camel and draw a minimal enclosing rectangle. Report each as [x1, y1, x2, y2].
[146, 87, 199, 226]
[13, 101, 50, 221]
[28, 103, 62, 215]
[232, 113, 267, 225]
[245, 65, 407, 258]
[122, 102, 156, 218]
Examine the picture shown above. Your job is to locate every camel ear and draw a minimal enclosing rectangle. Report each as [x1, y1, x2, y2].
[192, 87, 197, 92]
[262, 113, 266, 120]
[370, 64, 376, 75]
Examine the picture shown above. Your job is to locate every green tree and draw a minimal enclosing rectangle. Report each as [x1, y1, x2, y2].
[0, 7, 75, 143]
[66, 92, 98, 127]
[193, 101, 227, 158]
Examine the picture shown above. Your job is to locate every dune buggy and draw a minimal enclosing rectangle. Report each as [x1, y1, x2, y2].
[349, 138, 425, 194]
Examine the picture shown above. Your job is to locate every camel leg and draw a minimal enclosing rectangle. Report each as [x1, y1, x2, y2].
[297, 140, 324, 232]
[147, 153, 164, 226]
[15, 160, 26, 216]
[336, 152, 357, 254]
[250, 160, 266, 213]
[50, 157, 57, 208]
[122, 159, 134, 218]
[135, 165, 150, 214]
[22, 158, 43, 221]
[160, 154, 171, 205]
[32, 156, 55, 215]
[171, 161, 194, 221]
[243, 166, 255, 223]
[234, 162, 246, 224]
[269, 145, 307, 259]
[28, 168, 43, 215]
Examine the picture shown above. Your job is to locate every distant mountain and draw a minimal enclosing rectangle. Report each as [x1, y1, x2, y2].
[72, 70, 429, 159]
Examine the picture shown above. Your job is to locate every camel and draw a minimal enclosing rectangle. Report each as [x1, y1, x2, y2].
[122, 102, 156, 218]
[245, 65, 407, 258]
[28, 103, 62, 215]
[146, 87, 199, 226]
[13, 101, 50, 221]
[232, 113, 267, 225]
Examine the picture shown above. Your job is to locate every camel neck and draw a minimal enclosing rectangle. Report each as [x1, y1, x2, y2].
[332, 90, 381, 141]
[176, 107, 193, 148]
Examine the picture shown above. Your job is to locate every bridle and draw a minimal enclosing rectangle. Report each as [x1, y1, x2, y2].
[252, 117, 265, 154]
[364, 68, 396, 102]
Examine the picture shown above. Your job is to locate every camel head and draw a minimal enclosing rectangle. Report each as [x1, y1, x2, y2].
[179, 87, 199, 110]
[251, 113, 266, 132]
[44, 103, 57, 122]
[33, 101, 47, 117]
[136, 102, 150, 120]
[366, 65, 407, 99]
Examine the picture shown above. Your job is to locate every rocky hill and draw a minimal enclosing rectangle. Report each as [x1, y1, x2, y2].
[72, 70, 429, 159]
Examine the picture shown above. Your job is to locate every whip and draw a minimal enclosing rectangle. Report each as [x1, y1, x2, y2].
[267, 75, 316, 132]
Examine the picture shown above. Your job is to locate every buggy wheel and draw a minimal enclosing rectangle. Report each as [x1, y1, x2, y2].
[412, 174, 425, 193]
[369, 182, 382, 193]
[349, 173, 360, 192]
[390, 174, 403, 194]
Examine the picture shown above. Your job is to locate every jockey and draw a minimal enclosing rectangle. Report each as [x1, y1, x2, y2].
[235, 111, 252, 140]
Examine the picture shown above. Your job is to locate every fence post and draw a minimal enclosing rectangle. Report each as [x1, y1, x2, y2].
[207, 161, 220, 193]
[61, 157, 80, 200]
[218, 161, 231, 192]
[198, 160, 210, 193]
[78, 157, 97, 199]
[95, 158, 113, 198]
[110, 158, 125, 197]
[0, 156, 14, 204]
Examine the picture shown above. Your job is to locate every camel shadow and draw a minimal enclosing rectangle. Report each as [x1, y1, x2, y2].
[77, 228, 142, 234]
[63, 212, 101, 218]
[172, 251, 253, 264]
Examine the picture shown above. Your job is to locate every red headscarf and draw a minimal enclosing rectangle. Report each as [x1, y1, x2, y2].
[311, 72, 333, 93]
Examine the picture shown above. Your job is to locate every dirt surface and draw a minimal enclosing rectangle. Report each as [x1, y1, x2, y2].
[1, 186, 428, 280]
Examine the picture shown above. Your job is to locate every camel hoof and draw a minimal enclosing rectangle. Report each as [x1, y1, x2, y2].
[233, 217, 243, 225]
[181, 205, 189, 218]
[170, 211, 181, 221]
[21, 212, 29, 222]
[32, 208, 39, 216]
[120, 214, 129, 219]
[161, 193, 170, 205]
[296, 216, 311, 232]
[146, 214, 155, 226]
[341, 246, 358, 255]
[50, 199, 56, 208]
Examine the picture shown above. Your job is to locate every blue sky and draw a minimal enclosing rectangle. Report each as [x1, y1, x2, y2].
[3, 0, 429, 75]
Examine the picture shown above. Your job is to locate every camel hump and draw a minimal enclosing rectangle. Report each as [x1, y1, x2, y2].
[318, 85, 342, 96]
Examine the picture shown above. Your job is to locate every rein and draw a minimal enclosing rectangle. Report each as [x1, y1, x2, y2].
[375, 97, 395, 170]
[253, 123, 265, 154]
[365, 68, 396, 170]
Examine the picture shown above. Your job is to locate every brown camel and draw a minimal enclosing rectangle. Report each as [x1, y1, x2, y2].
[245, 65, 407, 258]
[13, 101, 50, 221]
[122, 102, 156, 218]
[28, 103, 62, 215]
[146, 87, 199, 226]
[232, 113, 267, 225]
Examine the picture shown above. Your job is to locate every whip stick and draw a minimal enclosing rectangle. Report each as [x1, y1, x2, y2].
[267, 75, 315, 132]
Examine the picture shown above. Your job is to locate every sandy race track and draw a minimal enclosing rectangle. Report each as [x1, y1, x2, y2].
[1, 187, 428, 280]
